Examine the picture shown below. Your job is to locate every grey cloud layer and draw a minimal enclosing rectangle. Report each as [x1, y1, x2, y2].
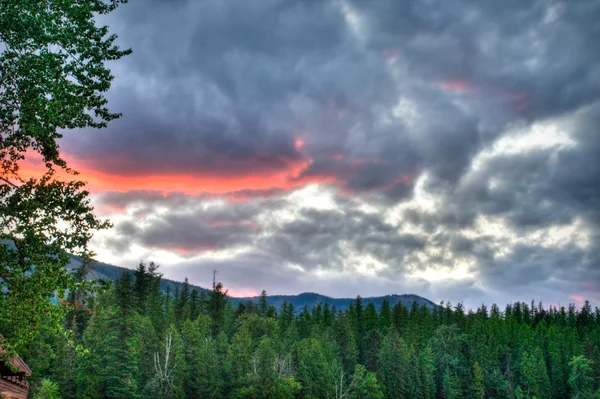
[84, 0, 600, 307]
[67, 0, 599, 188]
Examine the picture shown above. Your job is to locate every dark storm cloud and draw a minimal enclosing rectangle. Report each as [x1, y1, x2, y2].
[79, 0, 600, 307]
[96, 188, 287, 213]
[449, 103, 600, 232]
[477, 243, 595, 295]
[119, 214, 255, 255]
[388, 102, 600, 300]
[349, 0, 600, 116]
[104, 194, 285, 256]
[255, 205, 426, 273]
[65, 0, 600, 189]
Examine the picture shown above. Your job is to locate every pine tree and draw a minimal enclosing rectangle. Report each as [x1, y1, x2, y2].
[323, 302, 334, 328]
[379, 299, 392, 336]
[364, 303, 378, 333]
[333, 314, 358, 375]
[190, 289, 200, 321]
[116, 271, 135, 317]
[472, 361, 485, 399]
[431, 325, 466, 397]
[351, 296, 366, 363]
[87, 288, 141, 399]
[363, 329, 382, 372]
[392, 303, 409, 336]
[441, 367, 460, 399]
[227, 329, 254, 396]
[419, 345, 436, 399]
[521, 348, 551, 399]
[278, 301, 295, 331]
[133, 262, 150, 314]
[175, 278, 191, 324]
[207, 277, 228, 337]
[293, 338, 333, 399]
[378, 329, 409, 399]
[297, 305, 312, 339]
[258, 289, 269, 318]
[136, 316, 160, 399]
[568, 355, 596, 399]
[349, 364, 384, 399]
[548, 327, 568, 398]
[253, 337, 280, 398]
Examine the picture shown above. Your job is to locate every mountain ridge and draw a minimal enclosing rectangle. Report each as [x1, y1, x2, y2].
[67, 255, 437, 311]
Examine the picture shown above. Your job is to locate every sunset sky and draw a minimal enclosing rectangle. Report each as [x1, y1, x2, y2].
[52, 0, 599, 309]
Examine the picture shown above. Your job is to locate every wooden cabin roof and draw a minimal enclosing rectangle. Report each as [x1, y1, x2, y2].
[0, 335, 31, 377]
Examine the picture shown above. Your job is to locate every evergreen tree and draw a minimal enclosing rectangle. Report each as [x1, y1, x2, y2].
[83, 288, 141, 399]
[333, 314, 358, 375]
[293, 338, 333, 399]
[136, 316, 160, 399]
[392, 303, 409, 335]
[258, 290, 269, 318]
[297, 305, 312, 339]
[278, 300, 295, 331]
[441, 367, 460, 399]
[520, 348, 551, 399]
[472, 361, 485, 399]
[190, 289, 200, 321]
[176, 278, 191, 324]
[568, 355, 596, 399]
[363, 329, 382, 372]
[431, 325, 466, 398]
[133, 262, 150, 314]
[378, 329, 409, 399]
[548, 326, 568, 398]
[16, 272, 600, 399]
[228, 329, 254, 397]
[116, 271, 135, 317]
[419, 345, 436, 399]
[207, 278, 228, 337]
[379, 299, 392, 336]
[350, 364, 384, 399]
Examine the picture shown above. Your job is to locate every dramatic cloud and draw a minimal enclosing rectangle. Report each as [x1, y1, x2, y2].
[62, 0, 600, 309]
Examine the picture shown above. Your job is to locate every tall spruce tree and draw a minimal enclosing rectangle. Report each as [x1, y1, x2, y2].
[568, 355, 596, 399]
[378, 329, 409, 399]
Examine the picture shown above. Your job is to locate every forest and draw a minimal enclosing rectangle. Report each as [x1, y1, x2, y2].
[18, 262, 600, 399]
[2, 1, 600, 399]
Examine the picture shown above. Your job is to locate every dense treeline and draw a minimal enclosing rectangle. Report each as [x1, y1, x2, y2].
[22, 263, 600, 399]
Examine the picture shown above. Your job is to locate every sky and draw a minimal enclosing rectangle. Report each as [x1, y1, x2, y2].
[53, 0, 600, 309]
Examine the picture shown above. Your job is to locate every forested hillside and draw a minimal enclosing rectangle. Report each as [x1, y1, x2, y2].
[237, 292, 437, 312]
[67, 255, 212, 296]
[67, 255, 435, 311]
[20, 263, 600, 399]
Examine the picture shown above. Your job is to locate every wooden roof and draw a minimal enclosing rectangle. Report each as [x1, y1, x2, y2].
[0, 335, 31, 377]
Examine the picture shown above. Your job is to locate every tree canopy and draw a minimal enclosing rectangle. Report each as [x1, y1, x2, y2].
[21, 266, 600, 399]
[0, 0, 130, 354]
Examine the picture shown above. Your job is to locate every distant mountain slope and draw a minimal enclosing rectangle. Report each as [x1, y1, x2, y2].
[66, 255, 211, 295]
[68, 256, 436, 311]
[235, 292, 437, 311]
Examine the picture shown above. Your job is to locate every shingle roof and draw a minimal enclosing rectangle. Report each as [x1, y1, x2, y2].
[0, 335, 31, 377]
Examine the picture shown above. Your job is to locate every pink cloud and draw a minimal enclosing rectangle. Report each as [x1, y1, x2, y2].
[569, 294, 586, 307]
[433, 79, 471, 92]
[381, 173, 413, 190]
[228, 287, 260, 298]
[382, 48, 400, 63]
